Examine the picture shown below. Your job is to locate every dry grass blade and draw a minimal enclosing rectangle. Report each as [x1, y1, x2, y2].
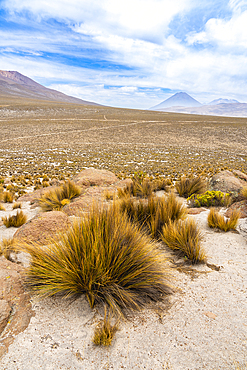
[22, 203, 172, 315]
[2, 210, 27, 228]
[120, 192, 187, 239]
[93, 307, 118, 346]
[176, 176, 207, 198]
[208, 208, 240, 231]
[161, 218, 205, 264]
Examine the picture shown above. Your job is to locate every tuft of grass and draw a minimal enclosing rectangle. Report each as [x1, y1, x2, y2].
[207, 208, 240, 232]
[120, 192, 187, 239]
[12, 202, 22, 210]
[3, 191, 14, 203]
[0, 203, 6, 211]
[104, 189, 115, 200]
[0, 238, 18, 261]
[93, 307, 118, 346]
[2, 210, 27, 228]
[241, 186, 247, 199]
[118, 175, 153, 199]
[39, 180, 81, 211]
[175, 176, 207, 198]
[161, 218, 205, 264]
[22, 204, 172, 315]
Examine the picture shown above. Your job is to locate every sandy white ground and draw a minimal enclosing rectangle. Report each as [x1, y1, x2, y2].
[0, 205, 247, 370]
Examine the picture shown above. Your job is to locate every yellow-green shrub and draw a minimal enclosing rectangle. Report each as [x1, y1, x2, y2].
[188, 190, 231, 208]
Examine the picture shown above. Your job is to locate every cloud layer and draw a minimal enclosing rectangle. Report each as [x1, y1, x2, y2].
[1, 0, 247, 108]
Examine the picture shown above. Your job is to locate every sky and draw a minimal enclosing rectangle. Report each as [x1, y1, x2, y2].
[0, 0, 247, 109]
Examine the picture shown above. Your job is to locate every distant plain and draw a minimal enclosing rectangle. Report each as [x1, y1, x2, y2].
[0, 96, 246, 180]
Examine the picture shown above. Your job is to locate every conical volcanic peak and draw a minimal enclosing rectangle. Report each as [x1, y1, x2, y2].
[150, 92, 202, 110]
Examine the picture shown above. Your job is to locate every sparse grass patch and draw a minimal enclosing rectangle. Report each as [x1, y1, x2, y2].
[22, 204, 172, 315]
[188, 190, 231, 207]
[0, 238, 18, 261]
[2, 210, 27, 228]
[161, 218, 205, 264]
[175, 176, 207, 198]
[119, 192, 187, 239]
[39, 180, 81, 211]
[12, 202, 22, 210]
[207, 208, 240, 231]
[0, 203, 6, 211]
[93, 308, 118, 346]
[118, 173, 153, 199]
[3, 191, 14, 203]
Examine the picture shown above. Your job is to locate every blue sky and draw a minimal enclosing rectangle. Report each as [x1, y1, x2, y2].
[1, 0, 247, 108]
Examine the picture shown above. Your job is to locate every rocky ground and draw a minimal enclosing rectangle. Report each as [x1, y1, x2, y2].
[0, 169, 247, 370]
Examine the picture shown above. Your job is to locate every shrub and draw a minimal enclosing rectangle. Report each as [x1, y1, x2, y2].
[188, 190, 231, 208]
[22, 204, 172, 315]
[2, 210, 27, 228]
[93, 308, 118, 346]
[207, 208, 240, 232]
[118, 174, 153, 199]
[0, 238, 17, 260]
[3, 191, 14, 203]
[0, 203, 6, 211]
[161, 218, 205, 264]
[175, 176, 207, 198]
[12, 202, 22, 210]
[39, 180, 81, 211]
[119, 192, 187, 239]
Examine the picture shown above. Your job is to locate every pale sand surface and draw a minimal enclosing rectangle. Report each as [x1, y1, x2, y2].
[0, 206, 247, 370]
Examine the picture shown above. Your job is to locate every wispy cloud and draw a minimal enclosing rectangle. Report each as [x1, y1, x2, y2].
[1, 0, 247, 107]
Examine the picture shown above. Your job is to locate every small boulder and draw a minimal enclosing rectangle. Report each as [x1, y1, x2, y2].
[14, 211, 71, 244]
[210, 170, 247, 193]
[225, 201, 247, 218]
[72, 168, 118, 187]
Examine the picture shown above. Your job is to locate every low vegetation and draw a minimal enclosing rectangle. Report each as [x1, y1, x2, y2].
[93, 308, 118, 346]
[0, 203, 6, 211]
[12, 202, 22, 210]
[207, 208, 240, 232]
[2, 210, 27, 228]
[175, 176, 207, 198]
[0, 238, 18, 261]
[3, 191, 14, 203]
[22, 204, 172, 315]
[241, 186, 247, 199]
[188, 190, 231, 208]
[161, 218, 205, 264]
[119, 192, 187, 239]
[39, 179, 81, 211]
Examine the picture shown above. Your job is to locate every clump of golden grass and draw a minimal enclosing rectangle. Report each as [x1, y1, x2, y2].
[161, 218, 205, 264]
[12, 202, 22, 210]
[39, 180, 81, 211]
[104, 189, 115, 200]
[0, 238, 18, 261]
[22, 204, 172, 315]
[0, 203, 6, 211]
[118, 175, 153, 199]
[207, 208, 240, 231]
[93, 308, 118, 346]
[2, 210, 27, 228]
[120, 192, 187, 239]
[175, 176, 207, 198]
[241, 186, 247, 199]
[3, 191, 14, 203]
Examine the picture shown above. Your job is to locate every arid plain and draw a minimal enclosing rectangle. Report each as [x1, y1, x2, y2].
[0, 97, 246, 180]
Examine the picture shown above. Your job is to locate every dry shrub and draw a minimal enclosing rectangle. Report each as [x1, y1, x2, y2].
[22, 204, 172, 315]
[175, 176, 207, 198]
[2, 210, 27, 228]
[0, 238, 18, 261]
[39, 180, 81, 211]
[161, 218, 205, 264]
[207, 208, 240, 232]
[12, 202, 22, 210]
[93, 308, 118, 346]
[118, 176, 153, 199]
[3, 191, 14, 203]
[120, 192, 187, 239]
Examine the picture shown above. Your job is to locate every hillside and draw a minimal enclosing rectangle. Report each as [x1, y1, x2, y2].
[0, 71, 100, 105]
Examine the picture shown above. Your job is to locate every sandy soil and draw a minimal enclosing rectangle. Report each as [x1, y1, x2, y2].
[0, 203, 246, 370]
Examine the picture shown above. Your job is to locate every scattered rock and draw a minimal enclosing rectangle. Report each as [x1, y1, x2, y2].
[210, 170, 247, 193]
[225, 200, 247, 218]
[203, 311, 217, 319]
[72, 168, 119, 187]
[14, 211, 71, 244]
[188, 207, 207, 215]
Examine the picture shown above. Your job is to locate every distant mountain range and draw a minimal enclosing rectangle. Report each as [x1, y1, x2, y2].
[150, 92, 247, 117]
[0, 70, 99, 105]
